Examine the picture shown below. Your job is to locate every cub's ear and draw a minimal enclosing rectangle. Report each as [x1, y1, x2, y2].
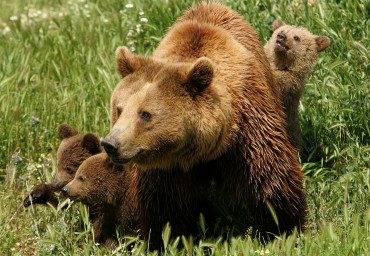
[273, 19, 286, 31]
[82, 133, 102, 154]
[185, 57, 214, 95]
[315, 36, 330, 52]
[58, 124, 78, 139]
[115, 46, 146, 78]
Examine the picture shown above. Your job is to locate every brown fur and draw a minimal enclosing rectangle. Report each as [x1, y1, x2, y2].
[264, 19, 330, 149]
[63, 153, 137, 247]
[103, 3, 306, 244]
[167, 2, 282, 107]
[52, 124, 103, 189]
[24, 124, 103, 208]
[24, 124, 106, 246]
[23, 183, 60, 207]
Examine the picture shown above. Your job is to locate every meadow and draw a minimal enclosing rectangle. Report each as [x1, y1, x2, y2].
[0, 0, 369, 255]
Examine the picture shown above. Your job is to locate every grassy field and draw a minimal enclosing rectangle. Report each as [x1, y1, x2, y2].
[0, 0, 369, 255]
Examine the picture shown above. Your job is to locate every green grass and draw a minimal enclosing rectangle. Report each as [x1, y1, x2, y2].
[0, 0, 369, 255]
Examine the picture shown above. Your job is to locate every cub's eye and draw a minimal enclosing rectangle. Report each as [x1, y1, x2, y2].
[117, 107, 122, 117]
[66, 167, 74, 174]
[139, 111, 152, 121]
[78, 176, 84, 181]
[294, 36, 300, 41]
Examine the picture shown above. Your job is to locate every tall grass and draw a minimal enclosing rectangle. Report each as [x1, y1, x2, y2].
[0, 0, 368, 254]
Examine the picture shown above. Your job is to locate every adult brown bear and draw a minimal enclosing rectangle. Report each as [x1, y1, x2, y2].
[102, 2, 306, 246]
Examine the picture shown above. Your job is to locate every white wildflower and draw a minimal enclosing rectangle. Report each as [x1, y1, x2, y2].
[140, 17, 148, 23]
[21, 14, 28, 24]
[104, 18, 109, 23]
[42, 13, 47, 19]
[130, 46, 136, 52]
[139, 11, 144, 16]
[125, 3, 134, 8]
[2, 26, 11, 35]
[10, 16, 18, 21]
[59, 12, 64, 17]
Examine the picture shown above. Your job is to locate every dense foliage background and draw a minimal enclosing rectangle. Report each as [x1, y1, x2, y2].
[0, 0, 368, 255]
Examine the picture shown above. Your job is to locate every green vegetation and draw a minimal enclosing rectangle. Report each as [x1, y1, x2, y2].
[0, 0, 368, 255]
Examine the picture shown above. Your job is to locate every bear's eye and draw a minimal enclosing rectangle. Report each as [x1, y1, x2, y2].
[117, 107, 122, 117]
[139, 111, 152, 121]
[294, 36, 300, 41]
[66, 167, 74, 174]
[78, 176, 84, 181]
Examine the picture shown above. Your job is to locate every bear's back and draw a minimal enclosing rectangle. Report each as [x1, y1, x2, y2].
[170, 2, 280, 103]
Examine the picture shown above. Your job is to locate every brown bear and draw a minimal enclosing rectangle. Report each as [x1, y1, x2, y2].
[102, 2, 306, 245]
[23, 124, 103, 207]
[23, 124, 107, 246]
[52, 123, 103, 189]
[64, 152, 207, 249]
[264, 19, 330, 149]
[62, 153, 137, 248]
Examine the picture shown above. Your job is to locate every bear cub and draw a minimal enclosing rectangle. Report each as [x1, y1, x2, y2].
[63, 153, 137, 247]
[23, 124, 102, 207]
[264, 19, 330, 149]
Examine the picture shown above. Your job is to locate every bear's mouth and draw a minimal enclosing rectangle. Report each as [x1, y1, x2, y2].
[111, 156, 133, 164]
[110, 149, 144, 165]
[276, 40, 289, 50]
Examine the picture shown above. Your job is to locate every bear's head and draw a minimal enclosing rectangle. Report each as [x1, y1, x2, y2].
[266, 19, 330, 71]
[62, 153, 123, 205]
[51, 124, 102, 189]
[102, 46, 232, 170]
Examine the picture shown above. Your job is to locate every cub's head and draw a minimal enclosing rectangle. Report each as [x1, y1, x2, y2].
[266, 19, 330, 70]
[62, 153, 119, 205]
[102, 46, 227, 170]
[51, 124, 102, 189]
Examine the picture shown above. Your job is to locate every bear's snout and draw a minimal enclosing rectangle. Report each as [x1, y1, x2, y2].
[277, 32, 286, 41]
[101, 137, 120, 157]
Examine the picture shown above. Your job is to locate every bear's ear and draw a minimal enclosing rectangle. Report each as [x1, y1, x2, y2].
[185, 57, 214, 95]
[81, 134, 102, 154]
[273, 19, 286, 31]
[116, 46, 146, 78]
[315, 36, 330, 52]
[58, 124, 78, 139]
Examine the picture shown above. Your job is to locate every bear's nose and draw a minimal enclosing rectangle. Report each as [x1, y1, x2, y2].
[61, 186, 68, 196]
[277, 32, 286, 41]
[101, 137, 120, 156]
